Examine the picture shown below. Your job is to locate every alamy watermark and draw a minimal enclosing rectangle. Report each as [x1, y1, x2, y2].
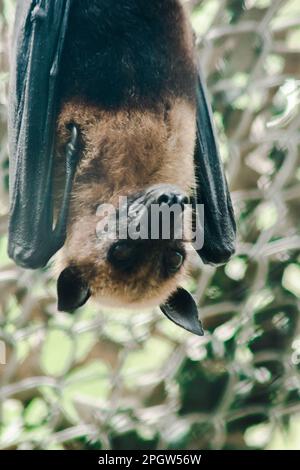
[95, 197, 205, 250]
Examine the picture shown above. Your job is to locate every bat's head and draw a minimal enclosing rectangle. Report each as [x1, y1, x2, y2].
[56, 184, 192, 312]
[54, 99, 201, 333]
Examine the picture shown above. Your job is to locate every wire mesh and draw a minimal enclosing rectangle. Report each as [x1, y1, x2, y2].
[0, 0, 300, 450]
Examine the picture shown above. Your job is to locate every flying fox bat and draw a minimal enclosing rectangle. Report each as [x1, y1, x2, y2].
[8, 0, 236, 336]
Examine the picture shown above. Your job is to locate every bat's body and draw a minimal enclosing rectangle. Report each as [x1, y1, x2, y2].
[9, 0, 236, 335]
[55, 0, 197, 311]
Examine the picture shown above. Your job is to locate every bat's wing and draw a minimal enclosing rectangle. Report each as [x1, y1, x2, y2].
[8, 0, 78, 269]
[193, 67, 236, 265]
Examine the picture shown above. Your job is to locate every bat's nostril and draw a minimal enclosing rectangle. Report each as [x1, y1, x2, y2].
[180, 195, 189, 205]
[157, 192, 189, 207]
[157, 193, 172, 205]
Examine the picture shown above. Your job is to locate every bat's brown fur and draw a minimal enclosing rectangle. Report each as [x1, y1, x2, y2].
[54, 0, 198, 309]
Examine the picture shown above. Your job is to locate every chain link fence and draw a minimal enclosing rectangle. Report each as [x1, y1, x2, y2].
[0, 0, 300, 450]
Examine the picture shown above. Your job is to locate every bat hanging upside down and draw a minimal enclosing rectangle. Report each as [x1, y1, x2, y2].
[8, 0, 236, 336]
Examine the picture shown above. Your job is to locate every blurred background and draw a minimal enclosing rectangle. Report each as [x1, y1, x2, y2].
[1, 0, 300, 450]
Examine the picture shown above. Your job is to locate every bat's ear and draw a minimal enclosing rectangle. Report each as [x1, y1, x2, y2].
[57, 267, 91, 313]
[193, 69, 236, 265]
[160, 288, 204, 336]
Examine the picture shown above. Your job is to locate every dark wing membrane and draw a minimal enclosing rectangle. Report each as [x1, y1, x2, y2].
[193, 67, 236, 265]
[8, 0, 76, 269]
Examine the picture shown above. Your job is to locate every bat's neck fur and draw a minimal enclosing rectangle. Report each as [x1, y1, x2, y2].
[59, 0, 196, 109]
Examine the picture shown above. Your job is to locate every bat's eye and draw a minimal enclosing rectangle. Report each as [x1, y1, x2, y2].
[112, 242, 134, 261]
[166, 250, 184, 274]
[108, 241, 140, 271]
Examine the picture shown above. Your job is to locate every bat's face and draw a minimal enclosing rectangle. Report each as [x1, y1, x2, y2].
[56, 192, 192, 312]
[54, 99, 197, 312]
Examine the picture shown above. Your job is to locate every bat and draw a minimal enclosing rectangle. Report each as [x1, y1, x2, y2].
[8, 0, 236, 336]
